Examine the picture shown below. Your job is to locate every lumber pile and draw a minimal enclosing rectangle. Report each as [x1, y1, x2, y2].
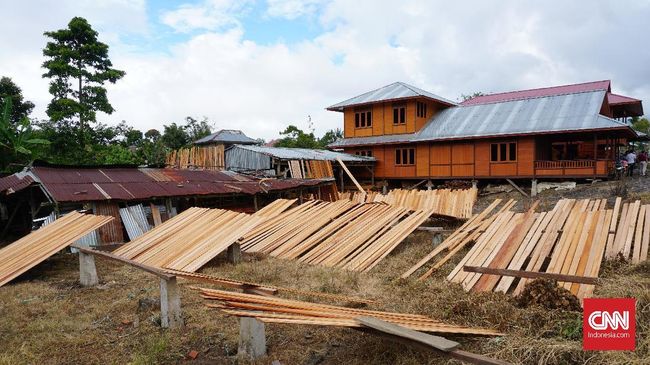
[288, 160, 334, 179]
[166, 145, 225, 170]
[198, 288, 503, 336]
[113, 207, 264, 272]
[340, 188, 477, 219]
[606, 199, 650, 263]
[0, 211, 113, 287]
[405, 197, 649, 301]
[253, 199, 298, 219]
[241, 200, 432, 272]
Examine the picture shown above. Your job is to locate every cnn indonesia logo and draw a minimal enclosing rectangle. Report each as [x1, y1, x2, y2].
[583, 298, 636, 351]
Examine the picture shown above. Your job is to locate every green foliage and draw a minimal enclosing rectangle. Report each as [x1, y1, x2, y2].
[0, 97, 50, 172]
[162, 122, 189, 150]
[631, 116, 649, 135]
[0, 76, 35, 124]
[276, 125, 343, 148]
[42, 17, 125, 140]
[460, 91, 486, 102]
[184, 116, 212, 142]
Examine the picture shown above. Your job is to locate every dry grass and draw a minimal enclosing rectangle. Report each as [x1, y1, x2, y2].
[1, 193, 649, 364]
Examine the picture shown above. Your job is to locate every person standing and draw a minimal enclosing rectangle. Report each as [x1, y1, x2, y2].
[626, 149, 637, 176]
[638, 149, 648, 176]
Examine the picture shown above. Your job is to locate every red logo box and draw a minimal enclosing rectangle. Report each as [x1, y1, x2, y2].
[583, 298, 635, 351]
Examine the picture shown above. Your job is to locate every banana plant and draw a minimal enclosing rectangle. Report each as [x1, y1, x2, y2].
[0, 97, 50, 171]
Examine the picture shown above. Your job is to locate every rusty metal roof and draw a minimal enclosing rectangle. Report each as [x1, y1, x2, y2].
[21, 167, 323, 203]
[0, 174, 34, 195]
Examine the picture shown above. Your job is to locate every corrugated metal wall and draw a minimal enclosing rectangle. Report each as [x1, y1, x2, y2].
[225, 146, 273, 173]
[94, 202, 124, 244]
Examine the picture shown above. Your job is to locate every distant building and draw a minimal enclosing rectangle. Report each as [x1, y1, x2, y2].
[327, 80, 644, 181]
[193, 129, 259, 147]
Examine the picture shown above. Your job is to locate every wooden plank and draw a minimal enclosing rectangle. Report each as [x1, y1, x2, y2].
[641, 206, 650, 262]
[505, 178, 529, 198]
[74, 245, 174, 280]
[357, 316, 460, 352]
[463, 266, 600, 284]
[632, 205, 646, 263]
[336, 157, 365, 194]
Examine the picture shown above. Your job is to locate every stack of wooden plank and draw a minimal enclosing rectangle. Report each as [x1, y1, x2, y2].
[253, 199, 298, 219]
[287, 160, 334, 179]
[340, 188, 477, 219]
[166, 145, 225, 170]
[606, 199, 650, 263]
[0, 211, 113, 287]
[445, 198, 620, 300]
[241, 200, 432, 272]
[113, 207, 264, 272]
[198, 288, 503, 336]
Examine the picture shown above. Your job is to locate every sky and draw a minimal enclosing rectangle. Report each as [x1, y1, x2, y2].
[1, 0, 649, 141]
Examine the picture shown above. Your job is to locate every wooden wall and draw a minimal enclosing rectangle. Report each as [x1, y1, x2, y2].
[343, 98, 445, 138]
[345, 136, 538, 179]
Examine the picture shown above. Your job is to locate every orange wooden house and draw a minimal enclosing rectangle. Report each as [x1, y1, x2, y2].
[327, 81, 643, 183]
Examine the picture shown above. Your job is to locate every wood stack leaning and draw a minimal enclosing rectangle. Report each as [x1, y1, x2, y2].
[166, 145, 225, 170]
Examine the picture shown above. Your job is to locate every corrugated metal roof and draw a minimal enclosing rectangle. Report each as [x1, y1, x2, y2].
[608, 93, 642, 105]
[0, 174, 34, 195]
[21, 166, 325, 203]
[327, 82, 457, 111]
[230, 144, 375, 162]
[460, 80, 611, 106]
[329, 90, 633, 147]
[194, 129, 258, 145]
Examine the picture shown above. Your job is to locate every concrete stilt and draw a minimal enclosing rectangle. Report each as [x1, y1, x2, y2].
[382, 181, 388, 195]
[227, 243, 242, 264]
[425, 180, 434, 191]
[79, 251, 99, 287]
[431, 233, 443, 246]
[472, 180, 478, 189]
[160, 277, 183, 328]
[238, 317, 267, 359]
[531, 179, 538, 197]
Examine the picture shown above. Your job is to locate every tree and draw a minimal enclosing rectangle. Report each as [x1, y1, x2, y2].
[145, 129, 161, 141]
[162, 123, 189, 150]
[319, 128, 343, 147]
[0, 98, 49, 172]
[0, 77, 34, 124]
[631, 116, 650, 135]
[275, 125, 320, 148]
[42, 17, 125, 144]
[460, 91, 486, 102]
[184, 116, 212, 142]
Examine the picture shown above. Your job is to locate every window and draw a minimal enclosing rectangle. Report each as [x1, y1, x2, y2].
[393, 104, 406, 124]
[355, 150, 373, 157]
[416, 101, 427, 118]
[490, 142, 517, 162]
[354, 109, 372, 128]
[395, 148, 415, 165]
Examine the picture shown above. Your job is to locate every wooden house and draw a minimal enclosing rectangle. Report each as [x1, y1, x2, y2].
[327, 81, 643, 182]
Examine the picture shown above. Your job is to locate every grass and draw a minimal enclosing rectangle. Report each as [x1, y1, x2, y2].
[0, 191, 649, 364]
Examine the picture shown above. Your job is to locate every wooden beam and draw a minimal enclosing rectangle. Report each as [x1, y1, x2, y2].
[462, 265, 599, 285]
[73, 245, 174, 280]
[505, 179, 530, 198]
[336, 157, 365, 194]
[357, 316, 459, 352]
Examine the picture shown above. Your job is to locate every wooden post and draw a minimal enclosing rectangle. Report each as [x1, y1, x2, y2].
[79, 251, 99, 286]
[227, 243, 242, 264]
[253, 195, 259, 212]
[160, 276, 183, 328]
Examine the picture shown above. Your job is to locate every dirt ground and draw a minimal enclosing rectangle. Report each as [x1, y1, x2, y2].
[1, 178, 649, 365]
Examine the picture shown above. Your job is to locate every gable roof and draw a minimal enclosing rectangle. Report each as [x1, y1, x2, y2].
[460, 80, 611, 106]
[326, 81, 457, 111]
[194, 129, 258, 145]
[329, 89, 635, 148]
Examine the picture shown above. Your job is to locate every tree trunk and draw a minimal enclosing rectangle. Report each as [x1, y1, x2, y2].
[78, 61, 84, 148]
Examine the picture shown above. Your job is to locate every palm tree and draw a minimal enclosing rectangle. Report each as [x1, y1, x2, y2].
[0, 97, 49, 172]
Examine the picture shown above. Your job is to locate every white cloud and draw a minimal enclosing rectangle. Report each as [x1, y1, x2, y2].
[160, 0, 252, 33]
[1, 0, 649, 143]
[266, 0, 324, 19]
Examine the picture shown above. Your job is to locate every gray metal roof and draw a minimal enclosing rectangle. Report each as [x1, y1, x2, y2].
[194, 129, 258, 145]
[327, 82, 457, 111]
[230, 144, 375, 162]
[330, 90, 633, 147]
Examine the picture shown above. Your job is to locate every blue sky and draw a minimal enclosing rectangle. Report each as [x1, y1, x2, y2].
[1, 0, 649, 140]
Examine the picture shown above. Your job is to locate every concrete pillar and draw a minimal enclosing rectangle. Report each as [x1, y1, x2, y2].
[472, 180, 478, 189]
[425, 180, 434, 191]
[431, 233, 443, 246]
[382, 181, 388, 195]
[238, 317, 267, 359]
[531, 179, 538, 197]
[227, 243, 242, 264]
[79, 252, 99, 287]
[160, 277, 183, 328]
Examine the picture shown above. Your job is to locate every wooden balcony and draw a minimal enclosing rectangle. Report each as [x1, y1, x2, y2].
[534, 160, 595, 169]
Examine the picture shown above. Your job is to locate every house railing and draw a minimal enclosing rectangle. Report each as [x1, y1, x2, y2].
[534, 160, 595, 169]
